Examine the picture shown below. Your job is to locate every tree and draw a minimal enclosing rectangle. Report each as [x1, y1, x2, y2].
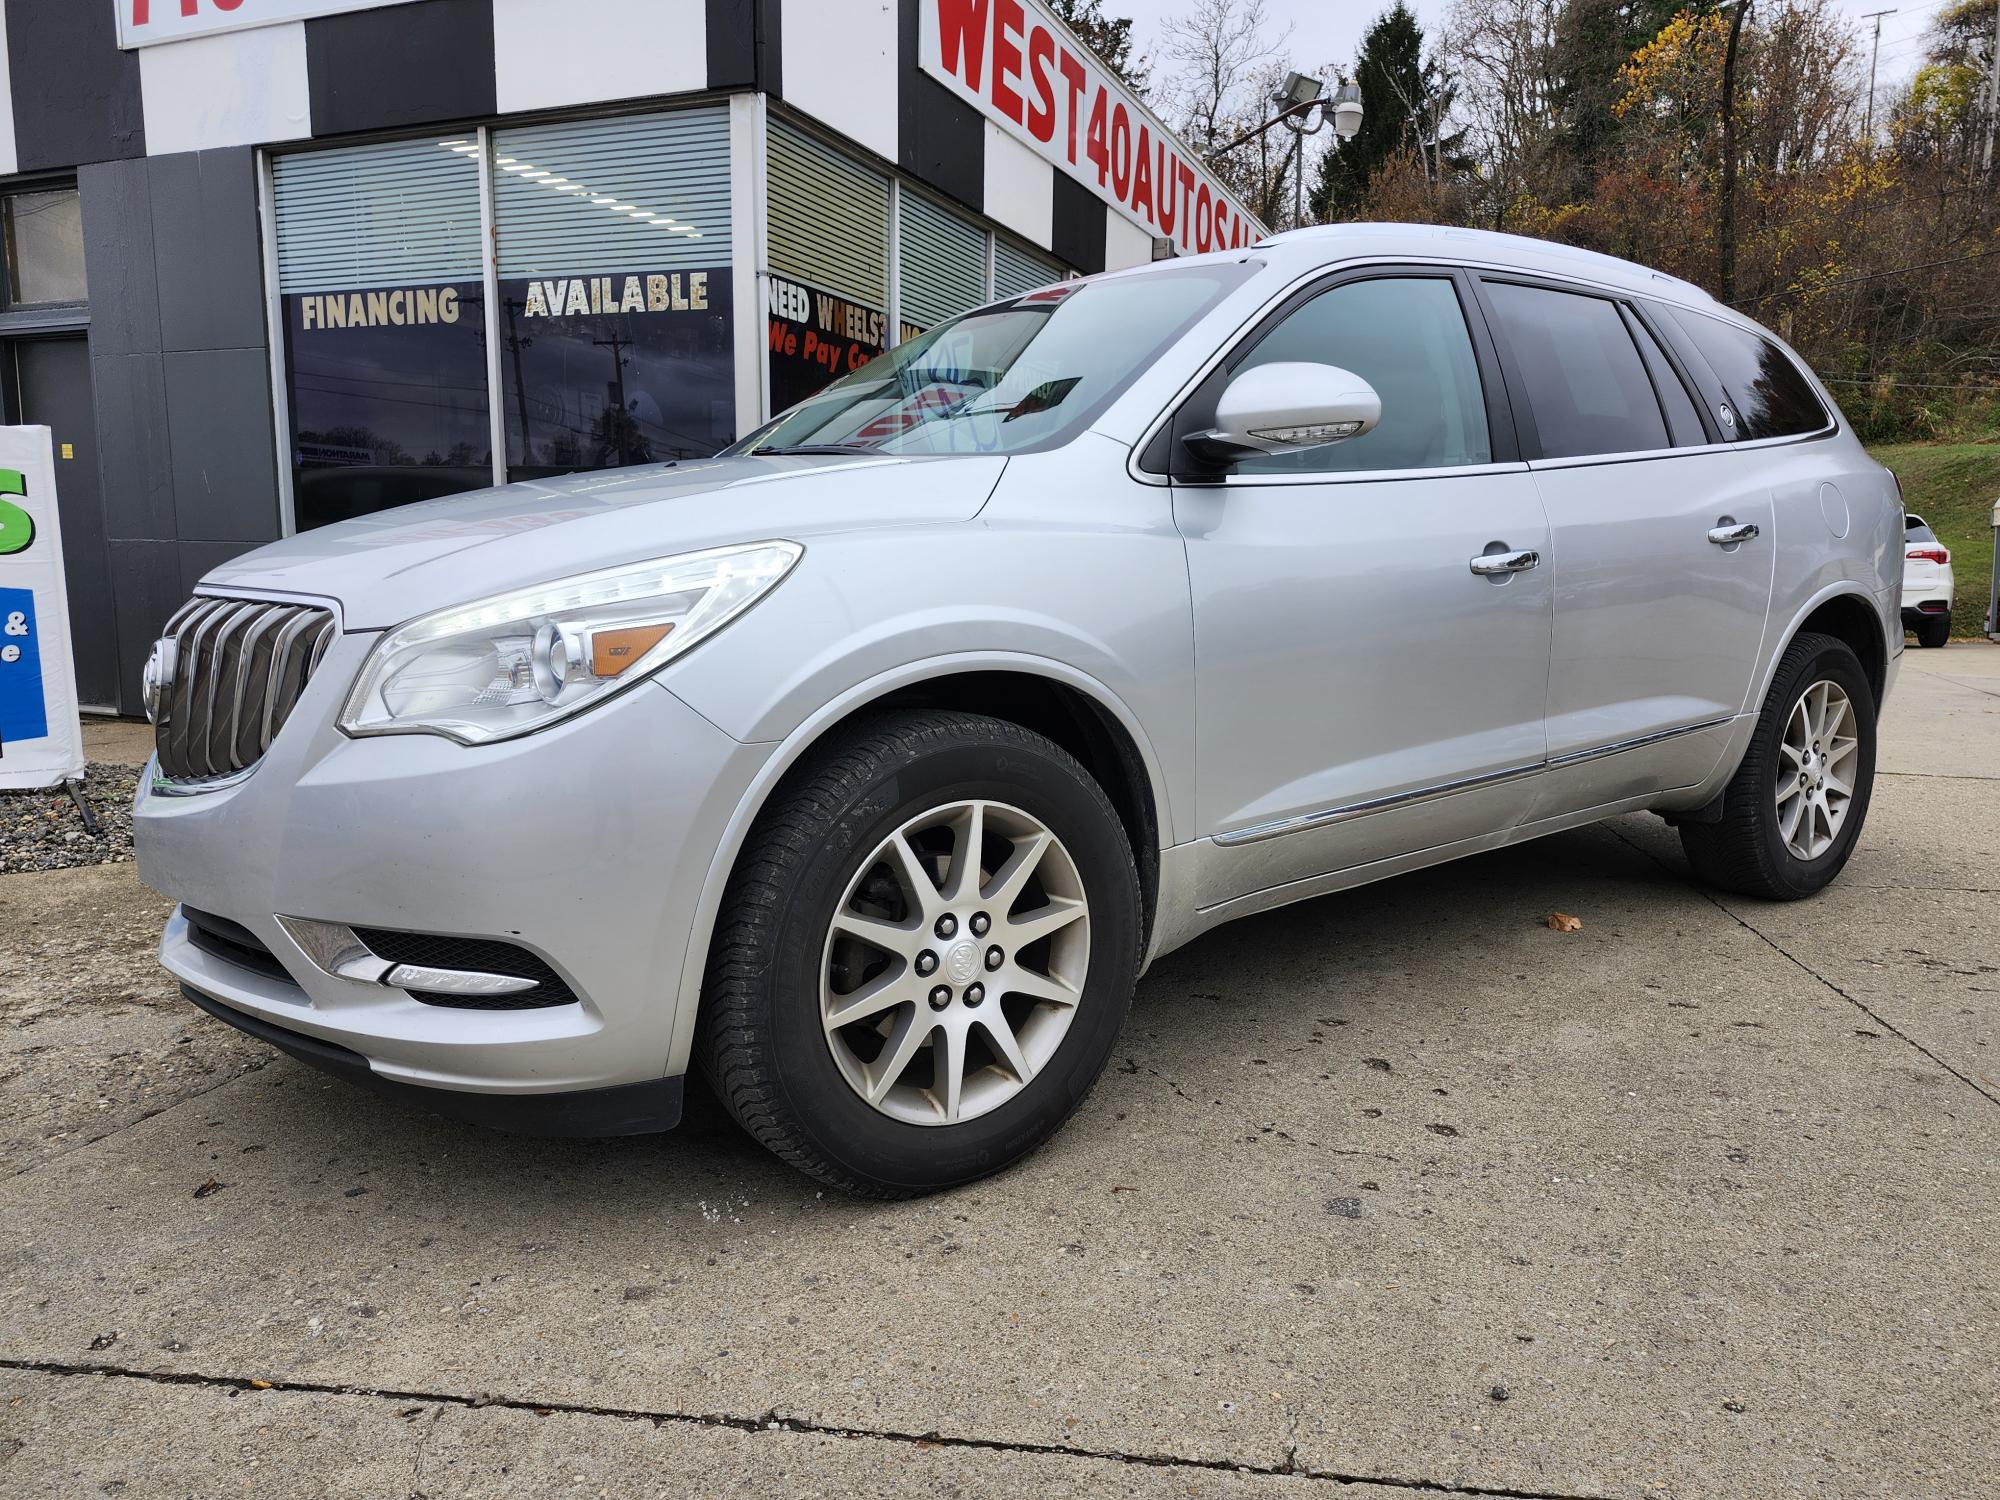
[1311, 2, 1464, 220]
[1047, 0, 1150, 94]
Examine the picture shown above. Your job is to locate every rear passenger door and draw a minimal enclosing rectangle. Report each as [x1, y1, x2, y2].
[1476, 277, 1775, 811]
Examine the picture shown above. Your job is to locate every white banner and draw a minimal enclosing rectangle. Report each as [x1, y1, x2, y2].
[919, 0, 1264, 256]
[0, 428, 85, 790]
[116, 0, 403, 49]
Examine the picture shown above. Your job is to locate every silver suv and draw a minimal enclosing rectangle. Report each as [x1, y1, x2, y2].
[134, 224, 1902, 1196]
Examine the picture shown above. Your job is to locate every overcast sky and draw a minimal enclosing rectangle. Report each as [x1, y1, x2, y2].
[1113, 0, 1947, 100]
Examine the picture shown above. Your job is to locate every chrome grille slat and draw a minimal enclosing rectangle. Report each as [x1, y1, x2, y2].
[153, 596, 338, 785]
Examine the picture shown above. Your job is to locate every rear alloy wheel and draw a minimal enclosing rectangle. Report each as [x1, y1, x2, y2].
[698, 710, 1140, 1197]
[1679, 631, 1876, 900]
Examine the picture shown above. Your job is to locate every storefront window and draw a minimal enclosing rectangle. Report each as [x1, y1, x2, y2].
[273, 138, 491, 529]
[767, 120, 890, 413]
[491, 110, 735, 478]
[896, 189, 987, 342]
[3, 188, 87, 308]
[993, 237, 1066, 301]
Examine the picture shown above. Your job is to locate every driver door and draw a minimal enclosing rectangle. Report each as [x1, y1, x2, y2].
[1172, 269, 1555, 908]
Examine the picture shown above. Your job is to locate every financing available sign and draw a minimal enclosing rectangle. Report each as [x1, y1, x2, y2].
[116, 0, 405, 48]
[920, 0, 1264, 256]
[0, 429, 84, 790]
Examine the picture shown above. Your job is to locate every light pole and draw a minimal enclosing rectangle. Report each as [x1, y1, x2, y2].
[1718, 0, 1750, 303]
[1212, 72, 1363, 230]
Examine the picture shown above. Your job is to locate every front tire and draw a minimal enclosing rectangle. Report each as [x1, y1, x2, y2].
[1679, 632, 1876, 900]
[697, 710, 1141, 1197]
[1913, 613, 1950, 649]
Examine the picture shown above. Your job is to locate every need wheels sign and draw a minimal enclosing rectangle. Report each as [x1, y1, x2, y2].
[0, 429, 84, 790]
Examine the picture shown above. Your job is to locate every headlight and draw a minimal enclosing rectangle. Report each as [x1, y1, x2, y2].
[338, 541, 802, 743]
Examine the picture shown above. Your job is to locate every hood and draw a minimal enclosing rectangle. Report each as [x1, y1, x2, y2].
[205, 453, 1007, 629]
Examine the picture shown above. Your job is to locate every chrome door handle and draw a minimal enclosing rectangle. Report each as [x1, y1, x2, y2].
[1708, 522, 1760, 545]
[1469, 548, 1540, 576]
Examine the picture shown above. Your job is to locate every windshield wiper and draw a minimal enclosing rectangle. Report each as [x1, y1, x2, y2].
[754, 443, 880, 457]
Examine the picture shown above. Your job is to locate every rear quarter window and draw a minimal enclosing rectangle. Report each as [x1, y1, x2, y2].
[1666, 308, 1829, 440]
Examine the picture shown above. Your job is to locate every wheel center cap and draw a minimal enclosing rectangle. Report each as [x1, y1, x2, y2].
[943, 940, 981, 986]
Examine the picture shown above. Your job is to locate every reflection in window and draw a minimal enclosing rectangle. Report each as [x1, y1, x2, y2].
[1483, 281, 1669, 459]
[272, 138, 492, 528]
[491, 110, 736, 476]
[3, 189, 87, 307]
[768, 121, 890, 412]
[1235, 277, 1491, 473]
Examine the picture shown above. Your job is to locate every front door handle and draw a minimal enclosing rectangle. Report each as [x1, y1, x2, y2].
[1708, 521, 1760, 545]
[1469, 548, 1540, 576]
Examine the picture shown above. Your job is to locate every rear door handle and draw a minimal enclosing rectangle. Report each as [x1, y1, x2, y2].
[1469, 548, 1540, 576]
[1708, 522, 1760, 545]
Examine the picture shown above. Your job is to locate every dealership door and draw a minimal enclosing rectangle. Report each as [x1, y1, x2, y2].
[13, 337, 118, 709]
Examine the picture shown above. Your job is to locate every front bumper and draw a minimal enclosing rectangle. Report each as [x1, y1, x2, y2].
[135, 630, 773, 1114]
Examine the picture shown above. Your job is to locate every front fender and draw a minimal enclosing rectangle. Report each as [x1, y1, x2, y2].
[657, 651, 1179, 1077]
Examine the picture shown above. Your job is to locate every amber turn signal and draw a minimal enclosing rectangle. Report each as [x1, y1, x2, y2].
[590, 623, 675, 677]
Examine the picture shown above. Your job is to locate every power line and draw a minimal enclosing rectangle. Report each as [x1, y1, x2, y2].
[1732, 246, 2000, 306]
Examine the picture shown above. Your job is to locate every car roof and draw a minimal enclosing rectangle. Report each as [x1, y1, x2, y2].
[1251, 223, 1720, 313]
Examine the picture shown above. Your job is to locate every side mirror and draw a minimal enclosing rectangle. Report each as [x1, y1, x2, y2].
[1188, 361, 1381, 462]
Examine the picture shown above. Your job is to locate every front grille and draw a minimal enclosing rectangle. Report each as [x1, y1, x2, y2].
[351, 927, 580, 1011]
[154, 596, 338, 783]
[184, 906, 298, 987]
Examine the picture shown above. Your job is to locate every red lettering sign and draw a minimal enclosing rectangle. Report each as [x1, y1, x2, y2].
[922, 0, 1259, 254]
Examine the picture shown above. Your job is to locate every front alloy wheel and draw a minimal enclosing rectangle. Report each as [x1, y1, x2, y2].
[698, 710, 1140, 1197]
[822, 800, 1090, 1126]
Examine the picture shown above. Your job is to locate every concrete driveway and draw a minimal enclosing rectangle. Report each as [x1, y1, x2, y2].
[4, 645, 1995, 1500]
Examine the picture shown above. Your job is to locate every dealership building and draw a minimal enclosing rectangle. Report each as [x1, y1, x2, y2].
[0, 0, 1258, 716]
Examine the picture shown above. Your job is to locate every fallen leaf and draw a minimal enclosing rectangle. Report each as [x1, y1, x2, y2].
[193, 1177, 224, 1199]
[1547, 912, 1583, 933]
[248, 1380, 273, 1390]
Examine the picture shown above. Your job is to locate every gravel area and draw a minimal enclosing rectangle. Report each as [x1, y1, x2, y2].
[0, 762, 139, 873]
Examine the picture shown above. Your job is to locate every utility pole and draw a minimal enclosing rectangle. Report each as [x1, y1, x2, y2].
[1985, 0, 1999, 173]
[1861, 8, 1896, 147]
[1719, 0, 1750, 303]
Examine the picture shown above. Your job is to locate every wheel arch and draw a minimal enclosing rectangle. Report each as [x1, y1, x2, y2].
[663, 654, 1172, 1076]
[1766, 585, 1891, 708]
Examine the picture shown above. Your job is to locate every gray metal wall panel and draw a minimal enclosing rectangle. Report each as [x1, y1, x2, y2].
[151, 149, 268, 354]
[306, 0, 497, 138]
[104, 538, 183, 716]
[4, 0, 144, 169]
[79, 158, 162, 357]
[163, 348, 281, 545]
[89, 353, 176, 542]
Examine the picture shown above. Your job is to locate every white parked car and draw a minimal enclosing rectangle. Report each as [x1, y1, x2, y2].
[1901, 514, 1954, 648]
[133, 224, 1904, 1197]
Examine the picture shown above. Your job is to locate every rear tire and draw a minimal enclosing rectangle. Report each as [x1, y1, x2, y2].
[697, 710, 1140, 1198]
[1913, 613, 1950, 649]
[1679, 632, 1876, 900]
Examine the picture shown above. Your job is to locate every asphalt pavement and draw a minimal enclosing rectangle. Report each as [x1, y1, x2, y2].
[3, 643, 1994, 1499]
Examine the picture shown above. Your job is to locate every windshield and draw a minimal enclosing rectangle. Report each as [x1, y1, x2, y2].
[729, 263, 1253, 458]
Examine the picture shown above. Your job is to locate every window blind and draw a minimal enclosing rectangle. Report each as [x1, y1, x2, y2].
[272, 137, 482, 295]
[493, 108, 731, 278]
[992, 237, 1064, 301]
[898, 189, 987, 330]
[768, 118, 889, 307]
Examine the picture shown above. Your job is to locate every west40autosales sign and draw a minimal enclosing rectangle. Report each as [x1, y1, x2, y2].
[920, 0, 1263, 256]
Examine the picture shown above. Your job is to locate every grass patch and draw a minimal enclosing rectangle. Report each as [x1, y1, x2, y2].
[1867, 440, 1997, 639]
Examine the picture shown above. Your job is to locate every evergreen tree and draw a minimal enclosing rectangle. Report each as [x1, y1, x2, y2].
[1048, 0, 1149, 94]
[1311, 2, 1458, 220]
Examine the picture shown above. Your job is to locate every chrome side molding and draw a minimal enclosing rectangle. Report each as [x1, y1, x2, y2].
[1214, 715, 1736, 848]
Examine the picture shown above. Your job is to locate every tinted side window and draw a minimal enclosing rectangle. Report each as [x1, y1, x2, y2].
[1482, 281, 1669, 459]
[1626, 311, 1706, 446]
[1232, 276, 1491, 474]
[1666, 308, 1829, 439]
[1904, 517, 1937, 543]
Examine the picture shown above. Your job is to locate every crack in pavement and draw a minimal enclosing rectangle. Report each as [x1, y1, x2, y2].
[1875, 770, 2000, 781]
[1607, 826, 2000, 1110]
[5, 1055, 273, 1181]
[0, 1358, 1615, 1500]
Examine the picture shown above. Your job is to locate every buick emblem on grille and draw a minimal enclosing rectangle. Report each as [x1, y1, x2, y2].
[141, 637, 176, 724]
